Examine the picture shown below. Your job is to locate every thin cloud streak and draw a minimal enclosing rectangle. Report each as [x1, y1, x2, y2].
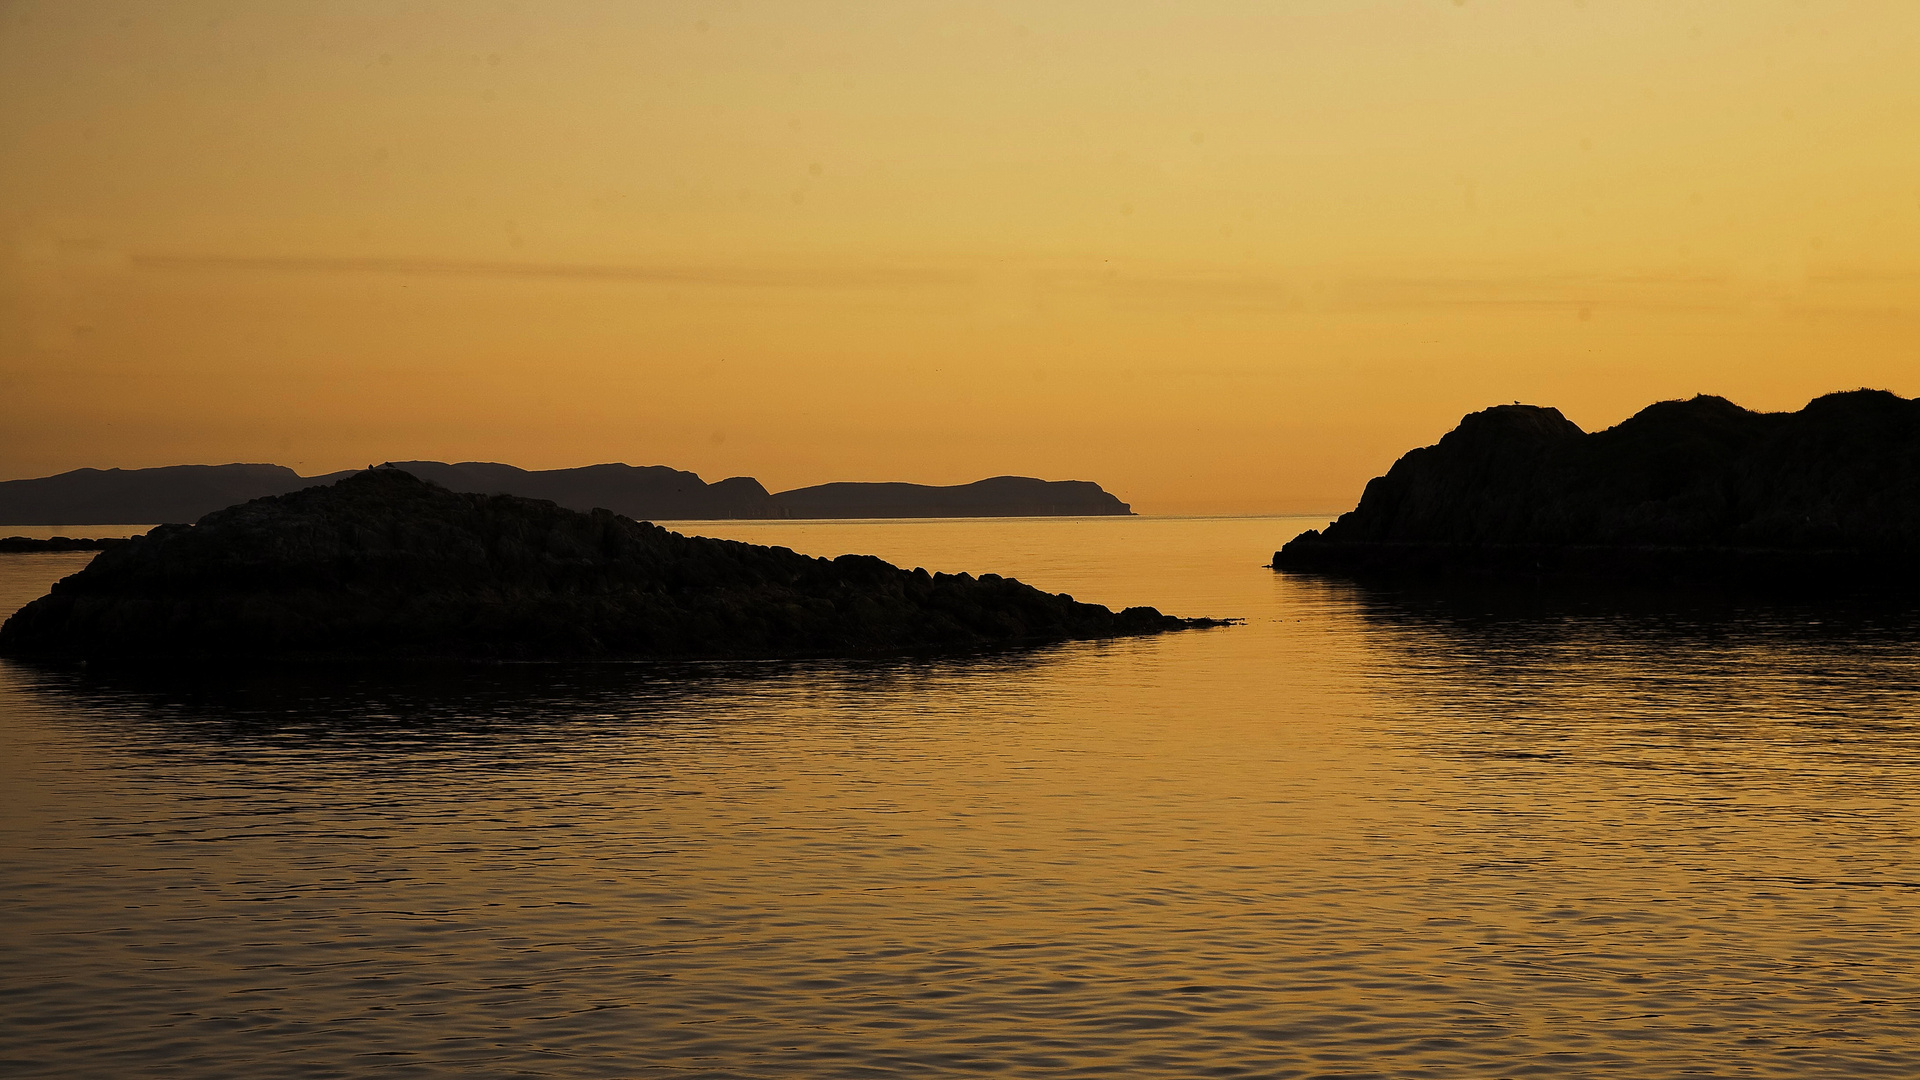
[131, 254, 970, 289]
[1092, 269, 1750, 313]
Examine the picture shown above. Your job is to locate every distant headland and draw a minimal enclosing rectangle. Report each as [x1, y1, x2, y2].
[0, 536, 125, 553]
[1274, 389, 1920, 590]
[0, 461, 1132, 526]
[0, 468, 1219, 662]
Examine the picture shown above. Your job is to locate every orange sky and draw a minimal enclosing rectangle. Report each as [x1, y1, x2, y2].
[3, 1, 1917, 513]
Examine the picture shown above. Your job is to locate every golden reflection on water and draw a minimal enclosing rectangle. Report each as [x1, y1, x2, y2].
[3, 519, 1919, 1077]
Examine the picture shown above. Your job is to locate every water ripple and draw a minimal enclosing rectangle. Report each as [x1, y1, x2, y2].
[5, 522, 1920, 1077]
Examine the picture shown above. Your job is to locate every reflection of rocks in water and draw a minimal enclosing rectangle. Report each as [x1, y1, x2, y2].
[1344, 576, 1920, 651]
[1, 469, 1224, 662]
[1329, 577, 1920, 775]
[2, 644, 1082, 757]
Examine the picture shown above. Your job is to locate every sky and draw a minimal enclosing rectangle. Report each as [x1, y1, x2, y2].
[2, 0, 1917, 514]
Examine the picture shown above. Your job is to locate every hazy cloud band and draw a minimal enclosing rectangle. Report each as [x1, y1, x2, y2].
[132, 254, 969, 289]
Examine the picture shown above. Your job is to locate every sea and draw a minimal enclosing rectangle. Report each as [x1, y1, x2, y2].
[4, 515, 1919, 1078]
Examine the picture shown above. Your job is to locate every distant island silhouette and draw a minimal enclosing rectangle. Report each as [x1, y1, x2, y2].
[0, 536, 124, 553]
[1274, 388, 1920, 589]
[0, 461, 1132, 526]
[0, 468, 1220, 662]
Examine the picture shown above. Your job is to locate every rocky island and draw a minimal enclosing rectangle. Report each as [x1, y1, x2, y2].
[0, 468, 1220, 662]
[1274, 389, 1920, 590]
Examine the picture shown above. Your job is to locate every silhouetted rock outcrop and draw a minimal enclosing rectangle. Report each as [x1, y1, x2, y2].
[0, 460, 1132, 524]
[0, 469, 1218, 661]
[1274, 390, 1920, 588]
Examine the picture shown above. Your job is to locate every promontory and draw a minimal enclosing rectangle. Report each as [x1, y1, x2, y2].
[1274, 389, 1920, 589]
[0, 468, 1221, 662]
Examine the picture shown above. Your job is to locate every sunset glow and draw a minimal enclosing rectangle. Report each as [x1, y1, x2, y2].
[5, 1, 1917, 511]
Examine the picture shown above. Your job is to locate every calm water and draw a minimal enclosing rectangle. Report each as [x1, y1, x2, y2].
[0, 524, 159, 541]
[4, 516, 1920, 1078]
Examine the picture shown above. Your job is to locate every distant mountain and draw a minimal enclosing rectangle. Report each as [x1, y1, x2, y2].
[0, 460, 1133, 525]
[382, 461, 780, 520]
[1273, 388, 1920, 588]
[775, 477, 1130, 518]
[0, 464, 312, 527]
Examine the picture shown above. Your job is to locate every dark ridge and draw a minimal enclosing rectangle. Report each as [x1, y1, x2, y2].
[382, 461, 781, 520]
[771, 476, 1132, 518]
[0, 536, 127, 553]
[0, 464, 309, 526]
[0, 468, 1224, 662]
[1273, 389, 1920, 590]
[0, 461, 1133, 524]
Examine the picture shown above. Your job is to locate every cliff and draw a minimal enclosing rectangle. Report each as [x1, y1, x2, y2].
[0, 469, 1216, 661]
[1273, 389, 1920, 587]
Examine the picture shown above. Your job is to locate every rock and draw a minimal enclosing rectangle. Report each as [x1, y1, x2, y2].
[0, 468, 1222, 661]
[1273, 389, 1920, 589]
